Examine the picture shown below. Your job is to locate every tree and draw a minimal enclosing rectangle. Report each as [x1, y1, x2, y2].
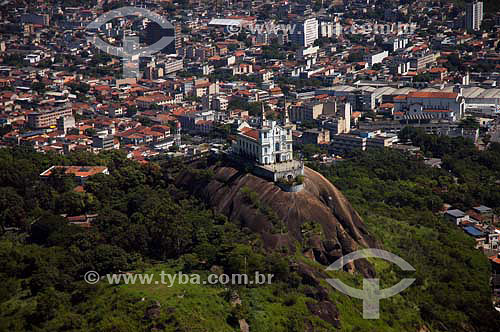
[32, 82, 46, 93]
[0, 187, 26, 232]
[30, 213, 69, 245]
[31, 287, 69, 324]
[459, 117, 480, 130]
[45, 168, 77, 193]
[302, 144, 322, 159]
[84, 128, 97, 137]
[89, 244, 129, 274]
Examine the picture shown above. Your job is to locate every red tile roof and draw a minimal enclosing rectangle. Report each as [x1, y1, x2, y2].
[240, 127, 259, 140]
[408, 91, 458, 99]
[429, 67, 447, 73]
[490, 255, 500, 265]
[41, 166, 108, 178]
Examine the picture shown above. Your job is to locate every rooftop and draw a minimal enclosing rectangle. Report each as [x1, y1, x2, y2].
[240, 127, 259, 140]
[408, 91, 458, 99]
[463, 226, 485, 238]
[473, 205, 493, 213]
[446, 209, 466, 218]
[40, 165, 108, 178]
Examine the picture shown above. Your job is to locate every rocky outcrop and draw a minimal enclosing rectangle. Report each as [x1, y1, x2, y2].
[307, 301, 341, 328]
[176, 160, 377, 268]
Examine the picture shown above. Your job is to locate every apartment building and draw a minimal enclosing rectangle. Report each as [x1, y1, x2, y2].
[291, 17, 318, 47]
[179, 111, 215, 132]
[289, 102, 325, 123]
[301, 128, 330, 145]
[164, 58, 184, 75]
[28, 108, 73, 129]
[316, 86, 375, 112]
[56, 115, 76, 133]
[409, 52, 439, 70]
[92, 135, 115, 150]
[330, 134, 367, 154]
[466, 0, 483, 31]
[363, 51, 389, 66]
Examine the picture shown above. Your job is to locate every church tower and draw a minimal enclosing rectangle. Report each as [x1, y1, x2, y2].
[283, 97, 291, 127]
[261, 102, 268, 127]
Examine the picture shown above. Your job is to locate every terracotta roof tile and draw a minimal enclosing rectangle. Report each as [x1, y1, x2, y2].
[408, 91, 458, 99]
[240, 127, 259, 140]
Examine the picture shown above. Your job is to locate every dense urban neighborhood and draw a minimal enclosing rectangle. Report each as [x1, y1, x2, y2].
[1, 0, 500, 160]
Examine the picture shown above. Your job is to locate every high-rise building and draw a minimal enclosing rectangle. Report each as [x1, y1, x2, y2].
[319, 21, 334, 38]
[465, 0, 483, 31]
[56, 115, 76, 133]
[291, 17, 318, 47]
[174, 121, 182, 146]
[144, 21, 180, 54]
[174, 24, 182, 53]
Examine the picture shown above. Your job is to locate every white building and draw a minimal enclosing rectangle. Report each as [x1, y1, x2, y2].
[462, 87, 500, 116]
[56, 115, 75, 133]
[233, 63, 254, 75]
[466, 0, 483, 31]
[387, 37, 409, 52]
[394, 91, 465, 121]
[319, 21, 334, 38]
[363, 51, 389, 66]
[291, 17, 318, 47]
[213, 96, 228, 112]
[24, 54, 41, 64]
[163, 58, 184, 75]
[203, 94, 228, 112]
[234, 106, 294, 165]
[330, 134, 367, 154]
[334, 17, 342, 37]
[445, 209, 470, 226]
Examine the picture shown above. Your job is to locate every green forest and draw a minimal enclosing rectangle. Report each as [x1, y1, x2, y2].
[1, 128, 500, 331]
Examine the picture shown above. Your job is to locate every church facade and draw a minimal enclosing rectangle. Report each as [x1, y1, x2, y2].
[234, 107, 294, 166]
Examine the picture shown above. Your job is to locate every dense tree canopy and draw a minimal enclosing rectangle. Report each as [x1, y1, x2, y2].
[311, 144, 500, 331]
[0, 143, 499, 331]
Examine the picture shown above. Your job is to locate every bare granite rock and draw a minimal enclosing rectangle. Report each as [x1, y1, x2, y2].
[176, 162, 377, 269]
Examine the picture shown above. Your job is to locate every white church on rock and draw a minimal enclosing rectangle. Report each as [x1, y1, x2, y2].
[233, 104, 304, 184]
[234, 104, 294, 165]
